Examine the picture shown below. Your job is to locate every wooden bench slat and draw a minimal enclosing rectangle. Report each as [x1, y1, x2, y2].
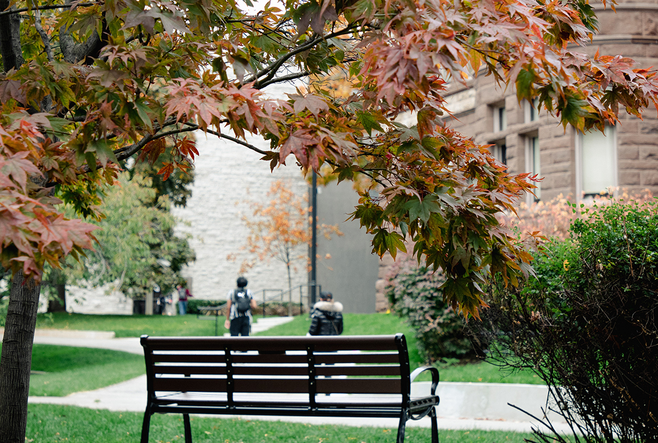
[154, 365, 227, 375]
[144, 335, 399, 352]
[153, 364, 401, 377]
[316, 378, 402, 394]
[153, 377, 228, 392]
[151, 354, 227, 363]
[151, 352, 400, 365]
[316, 365, 401, 376]
[315, 353, 400, 364]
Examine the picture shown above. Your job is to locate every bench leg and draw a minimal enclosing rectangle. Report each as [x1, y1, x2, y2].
[396, 410, 408, 443]
[184, 413, 192, 443]
[430, 407, 439, 443]
[140, 409, 152, 443]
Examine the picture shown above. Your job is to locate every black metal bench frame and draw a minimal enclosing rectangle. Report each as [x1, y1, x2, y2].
[140, 334, 439, 442]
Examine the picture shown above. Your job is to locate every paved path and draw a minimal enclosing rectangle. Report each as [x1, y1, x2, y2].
[26, 317, 574, 435]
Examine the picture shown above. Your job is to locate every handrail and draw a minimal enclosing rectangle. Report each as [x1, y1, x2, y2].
[195, 284, 321, 335]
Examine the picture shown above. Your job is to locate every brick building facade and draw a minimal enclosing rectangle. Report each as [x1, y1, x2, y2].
[442, 2, 658, 203]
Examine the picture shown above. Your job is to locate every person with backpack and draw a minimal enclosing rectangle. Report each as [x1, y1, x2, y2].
[308, 291, 343, 336]
[224, 277, 257, 336]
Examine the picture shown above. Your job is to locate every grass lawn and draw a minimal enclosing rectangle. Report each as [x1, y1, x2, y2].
[36, 312, 222, 337]
[0, 344, 144, 397]
[27, 404, 537, 442]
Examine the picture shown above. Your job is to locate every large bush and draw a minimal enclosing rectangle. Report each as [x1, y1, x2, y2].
[471, 199, 658, 442]
[386, 261, 473, 363]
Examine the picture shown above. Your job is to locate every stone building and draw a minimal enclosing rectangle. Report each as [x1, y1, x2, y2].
[442, 2, 658, 203]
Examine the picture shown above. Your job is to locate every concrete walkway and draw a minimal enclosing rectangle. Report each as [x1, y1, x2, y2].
[25, 317, 574, 435]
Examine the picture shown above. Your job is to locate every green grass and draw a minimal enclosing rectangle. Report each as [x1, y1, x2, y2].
[36, 312, 223, 337]
[27, 404, 536, 442]
[11, 344, 144, 396]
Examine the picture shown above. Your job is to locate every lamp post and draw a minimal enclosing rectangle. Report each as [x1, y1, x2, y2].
[309, 171, 317, 309]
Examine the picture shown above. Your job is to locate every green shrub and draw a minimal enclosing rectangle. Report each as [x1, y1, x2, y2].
[385, 261, 473, 363]
[187, 299, 224, 315]
[471, 199, 658, 442]
[188, 299, 304, 316]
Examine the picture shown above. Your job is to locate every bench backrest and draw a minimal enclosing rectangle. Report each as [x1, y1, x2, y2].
[141, 334, 411, 406]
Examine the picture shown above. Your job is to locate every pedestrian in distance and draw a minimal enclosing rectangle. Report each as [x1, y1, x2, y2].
[176, 283, 193, 315]
[308, 291, 343, 336]
[225, 277, 257, 336]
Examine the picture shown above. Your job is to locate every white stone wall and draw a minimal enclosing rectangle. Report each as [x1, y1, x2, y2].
[65, 284, 134, 315]
[172, 130, 309, 303]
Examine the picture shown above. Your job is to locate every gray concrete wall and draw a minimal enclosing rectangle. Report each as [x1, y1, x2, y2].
[316, 181, 380, 313]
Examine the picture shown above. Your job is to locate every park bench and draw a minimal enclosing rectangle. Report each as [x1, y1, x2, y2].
[140, 334, 440, 443]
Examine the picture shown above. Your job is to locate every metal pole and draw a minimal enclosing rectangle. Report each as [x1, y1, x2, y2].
[309, 171, 318, 311]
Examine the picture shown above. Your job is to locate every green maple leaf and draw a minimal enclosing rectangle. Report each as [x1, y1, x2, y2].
[356, 111, 384, 136]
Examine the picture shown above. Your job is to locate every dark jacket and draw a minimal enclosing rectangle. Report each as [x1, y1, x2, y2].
[308, 301, 344, 335]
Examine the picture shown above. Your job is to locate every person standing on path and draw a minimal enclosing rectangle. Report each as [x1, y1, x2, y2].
[176, 284, 193, 315]
[224, 277, 257, 336]
[308, 291, 343, 336]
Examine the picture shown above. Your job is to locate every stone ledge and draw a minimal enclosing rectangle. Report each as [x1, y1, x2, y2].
[0, 328, 115, 340]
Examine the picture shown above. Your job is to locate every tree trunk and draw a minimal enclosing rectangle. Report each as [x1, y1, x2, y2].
[0, 272, 41, 443]
[47, 283, 67, 313]
[0, 1, 24, 71]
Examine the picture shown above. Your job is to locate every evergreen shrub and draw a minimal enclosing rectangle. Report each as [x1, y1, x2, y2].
[385, 261, 473, 363]
[471, 199, 658, 442]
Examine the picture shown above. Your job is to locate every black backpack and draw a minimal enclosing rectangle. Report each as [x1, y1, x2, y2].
[233, 289, 251, 315]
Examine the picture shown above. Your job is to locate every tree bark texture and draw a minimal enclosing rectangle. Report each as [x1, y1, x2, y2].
[0, 273, 41, 443]
[0, 1, 24, 71]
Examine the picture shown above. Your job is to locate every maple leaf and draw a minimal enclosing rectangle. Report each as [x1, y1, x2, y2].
[280, 129, 317, 169]
[291, 94, 330, 117]
[157, 162, 176, 181]
[1, 152, 43, 193]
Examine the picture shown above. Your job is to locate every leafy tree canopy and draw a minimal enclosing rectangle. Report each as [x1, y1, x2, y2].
[2, 0, 658, 319]
[62, 171, 195, 299]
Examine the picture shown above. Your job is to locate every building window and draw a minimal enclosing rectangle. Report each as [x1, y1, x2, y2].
[577, 125, 617, 199]
[525, 97, 540, 123]
[492, 142, 507, 167]
[526, 135, 540, 202]
[493, 105, 507, 132]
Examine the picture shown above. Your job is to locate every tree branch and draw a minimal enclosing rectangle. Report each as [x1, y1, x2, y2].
[248, 26, 358, 88]
[34, 10, 54, 62]
[59, 1, 106, 64]
[257, 71, 311, 89]
[182, 122, 269, 155]
[0, 3, 97, 17]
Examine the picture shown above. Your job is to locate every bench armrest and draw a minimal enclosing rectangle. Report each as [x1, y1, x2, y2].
[409, 366, 440, 421]
[410, 366, 439, 396]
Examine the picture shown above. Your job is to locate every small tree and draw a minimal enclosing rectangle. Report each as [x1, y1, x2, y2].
[63, 171, 195, 299]
[230, 180, 341, 299]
